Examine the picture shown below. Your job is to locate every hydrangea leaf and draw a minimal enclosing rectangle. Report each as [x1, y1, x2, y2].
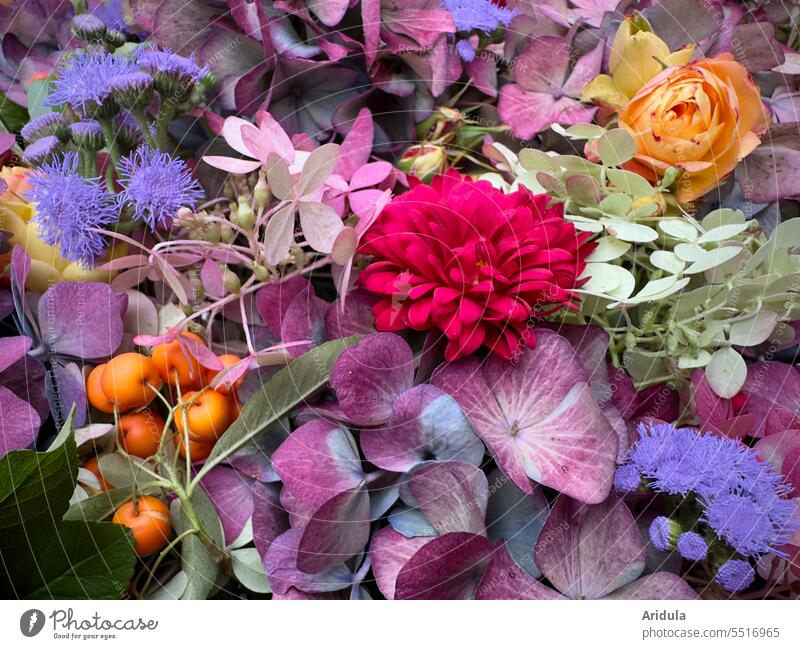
[603, 572, 699, 599]
[432, 330, 617, 502]
[534, 496, 645, 600]
[37, 282, 126, 359]
[475, 543, 564, 599]
[360, 385, 484, 472]
[486, 469, 549, 578]
[330, 333, 414, 425]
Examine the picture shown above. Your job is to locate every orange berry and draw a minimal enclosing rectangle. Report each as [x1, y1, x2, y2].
[151, 331, 205, 389]
[112, 497, 172, 556]
[175, 389, 233, 441]
[86, 364, 115, 413]
[80, 456, 112, 493]
[118, 411, 166, 458]
[173, 431, 216, 462]
[204, 354, 244, 395]
[100, 353, 161, 413]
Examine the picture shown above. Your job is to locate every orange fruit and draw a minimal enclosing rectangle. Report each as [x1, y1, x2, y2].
[173, 431, 215, 462]
[175, 389, 234, 441]
[118, 411, 166, 458]
[151, 331, 205, 390]
[112, 497, 172, 556]
[100, 352, 161, 413]
[86, 364, 115, 413]
[80, 456, 112, 493]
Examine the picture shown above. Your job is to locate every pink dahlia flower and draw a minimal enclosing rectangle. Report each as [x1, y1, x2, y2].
[359, 171, 594, 361]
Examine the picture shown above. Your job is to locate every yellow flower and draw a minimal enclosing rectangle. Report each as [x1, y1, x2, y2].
[582, 17, 694, 109]
[0, 166, 123, 291]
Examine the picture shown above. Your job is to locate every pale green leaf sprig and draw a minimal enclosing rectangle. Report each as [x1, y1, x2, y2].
[483, 124, 800, 393]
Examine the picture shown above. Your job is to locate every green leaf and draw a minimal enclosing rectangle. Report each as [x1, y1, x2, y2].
[64, 487, 143, 523]
[565, 174, 600, 205]
[684, 245, 743, 274]
[0, 93, 29, 133]
[26, 78, 53, 121]
[650, 251, 685, 274]
[705, 347, 746, 399]
[727, 310, 778, 347]
[658, 218, 698, 242]
[600, 219, 658, 243]
[696, 223, 750, 243]
[4, 520, 136, 599]
[230, 548, 271, 594]
[179, 487, 223, 600]
[606, 168, 655, 197]
[587, 236, 631, 262]
[0, 415, 77, 550]
[197, 337, 360, 478]
[597, 128, 637, 166]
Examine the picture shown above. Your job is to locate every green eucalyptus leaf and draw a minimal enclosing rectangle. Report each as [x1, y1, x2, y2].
[696, 222, 749, 243]
[674, 242, 707, 263]
[613, 275, 690, 307]
[671, 285, 725, 317]
[599, 193, 633, 216]
[565, 215, 604, 233]
[556, 155, 603, 176]
[606, 168, 655, 197]
[700, 208, 746, 229]
[64, 486, 159, 522]
[179, 487, 223, 601]
[588, 236, 631, 262]
[519, 149, 559, 174]
[600, 219, 658, 243]
[658, 219, 698, 242]
[650, 251, 685, 274]
[598, 128, 637, 166]
[677, 349, 712, 369]
[556, 123, 607, 140]
[705, 347, 746, 398]
[684, 245, 743, 274]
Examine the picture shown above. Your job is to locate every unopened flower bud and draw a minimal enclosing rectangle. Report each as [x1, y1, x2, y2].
[71, 13, 106, 43]
[235, 196, 255, 230]
[220, 224, 234, 243]
[222, 266, 241, 293]
[254, 174, 270, 211]
[253, 263, 270, 282]
[397, 144, 447, 182]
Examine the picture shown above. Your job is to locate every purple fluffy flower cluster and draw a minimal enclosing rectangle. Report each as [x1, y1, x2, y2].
[441, 0, 515, 62]
[45, 52, 137, 114]
[117, 146, 203, 230]
[26, 152, 117, 266]
[616, 423, 798, 591]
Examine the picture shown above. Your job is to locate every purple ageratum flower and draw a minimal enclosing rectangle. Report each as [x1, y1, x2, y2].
[26, 152, 117, 267]
[71, 13, 106, 40]
[649, 516, 681, 551]
[22, 136, 61, 165]
[69, 120, 103, 150]
[136, 47, 209, 84]
[45, 52, 137, 114]
[20, 112, 66, 143]
[117, 146, 203, 230]
[442, 0, 515, 62]
[613, 464, 641, 492]
[108, 72, 154, 108]
[702, 492, 797, 558]
[676, 532, 708, 561]
[442, 0, 515, 33]
[715, 559, 755, 592]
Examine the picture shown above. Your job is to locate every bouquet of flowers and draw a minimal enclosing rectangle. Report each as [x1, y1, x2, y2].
[0, 0, 798, 602]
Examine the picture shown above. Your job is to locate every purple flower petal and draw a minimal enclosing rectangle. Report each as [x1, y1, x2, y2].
[475, 544, 564, 600]
[264, 528, 354, 595]
[486, 468, 549, 578]
[324, 289, 378, 339]
[394, 531, 494, 600]
[334, 107, 374, 181]
[330, 333, 415, 426]
[272, 419, 365, 516]
[535, 496, 646, 600]
[361, 385, 484, 472]
[604, 573, 699, 600]
[742, 361, 800, 437]
[280, 288, 328, 358]
[46, 361, 87, 427]
[298, 486, 371, 573]
[0, 336, 32, 373]
[402, 461, 488, 535]
[432, 329, 617, 502]
[252, 482, 290, 559]
[370, 526, 431, 599]
[255, 276, 312, 337]
[37, 282, 126, 359]
[0, 385, 40, 457]
[200, 466, 258, 545]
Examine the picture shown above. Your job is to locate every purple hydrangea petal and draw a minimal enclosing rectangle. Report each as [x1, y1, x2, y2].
[475, 544, 564, 600]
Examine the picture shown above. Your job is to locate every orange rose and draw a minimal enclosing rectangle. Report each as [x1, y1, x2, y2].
[618, 53, 770, 204]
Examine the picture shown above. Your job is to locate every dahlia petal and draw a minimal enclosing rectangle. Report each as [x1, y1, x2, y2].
[458, 298, 483, 325]
[408, 299, 434, 329]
